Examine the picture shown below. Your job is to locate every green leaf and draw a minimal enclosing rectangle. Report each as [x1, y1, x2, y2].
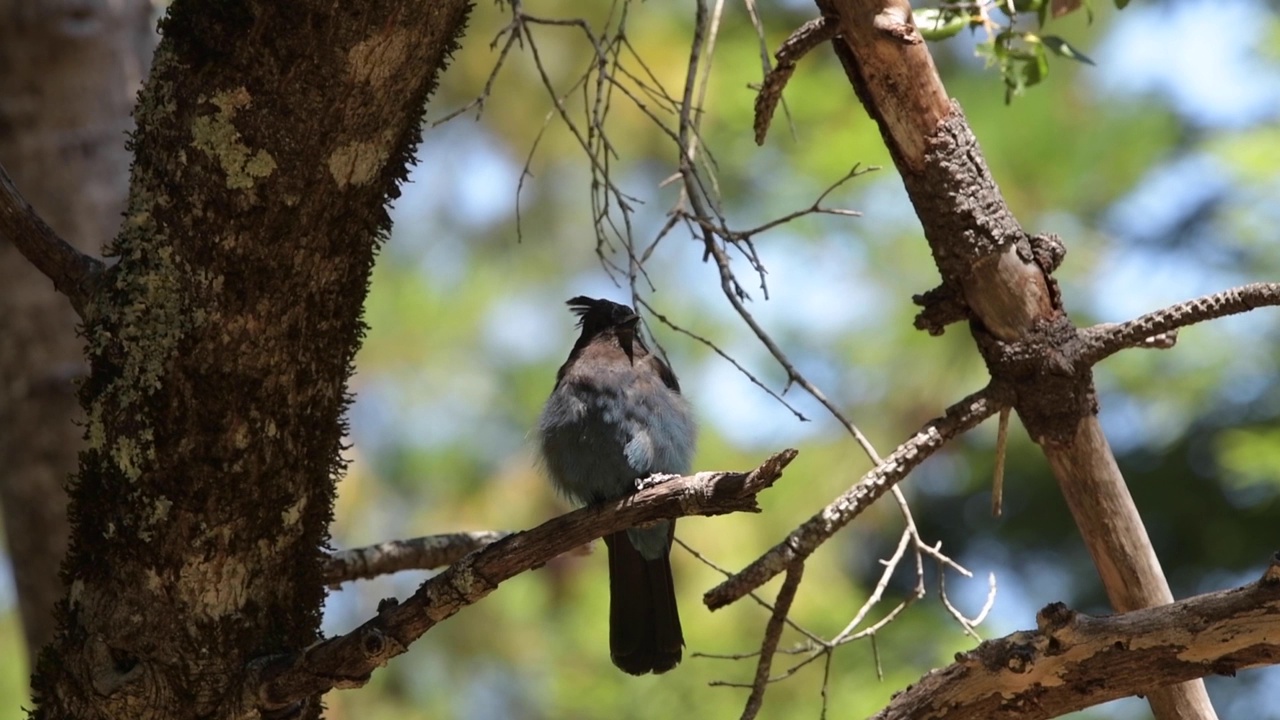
[914, 8, 969, 41]
[1023, 43, 1050, 86]
[975, 38, 1008, 67]
[1114, 0, 1130, 9]
[1042, 35, 1096, 65]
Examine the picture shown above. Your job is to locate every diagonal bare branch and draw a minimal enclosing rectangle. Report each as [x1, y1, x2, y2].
[0, 161, 105, 318]
[754, 16, 839, 144]
[1079, 282, 1280, 365]
[741, 561, 805, 720]
[324, 531, 514, 586]
[705, 385, 1005, 610]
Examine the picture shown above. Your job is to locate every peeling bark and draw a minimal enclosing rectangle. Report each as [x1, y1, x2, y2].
[872, 560, 1280, 720]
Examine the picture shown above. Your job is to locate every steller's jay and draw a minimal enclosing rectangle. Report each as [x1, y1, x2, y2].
[538, 296, 696, 675]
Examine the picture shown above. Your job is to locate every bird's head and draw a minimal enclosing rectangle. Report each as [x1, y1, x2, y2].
[567, 296, 643, 360]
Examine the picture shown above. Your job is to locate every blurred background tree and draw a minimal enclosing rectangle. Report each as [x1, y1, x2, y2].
[2, 0, 1278, 718]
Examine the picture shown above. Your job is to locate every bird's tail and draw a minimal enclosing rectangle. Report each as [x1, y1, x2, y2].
[604, 529, 683, 675]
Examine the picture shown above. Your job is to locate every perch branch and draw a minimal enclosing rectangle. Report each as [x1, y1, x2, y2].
[0, 160, 104, 318]
[254, 450, 798, 711]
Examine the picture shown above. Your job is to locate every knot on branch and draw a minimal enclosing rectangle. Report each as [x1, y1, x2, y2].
[1264, 553, 1280, 584]
[968, 632, 1038, 674]
[872, 8, 922, 44]
[359, 629, 388, 659]
[1036, 601, 1078, 634]
[913, 282, 970, 335]
[974, 316, 1097, 444]
[1026, 232, 1066, 274]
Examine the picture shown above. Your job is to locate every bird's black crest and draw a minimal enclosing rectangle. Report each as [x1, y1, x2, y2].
[567, 296, 638, 328]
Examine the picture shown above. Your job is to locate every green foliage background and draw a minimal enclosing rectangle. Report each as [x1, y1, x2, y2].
[3, 1, 1279, 719]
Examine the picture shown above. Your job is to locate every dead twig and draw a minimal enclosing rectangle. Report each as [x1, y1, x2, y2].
[705, 384, 1006, 610]
[0, 160, 104, 318]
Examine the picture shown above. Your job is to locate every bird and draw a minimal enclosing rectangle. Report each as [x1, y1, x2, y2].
[538, 296, 696, 675]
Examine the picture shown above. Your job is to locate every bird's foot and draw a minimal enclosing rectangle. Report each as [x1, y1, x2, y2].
[635, 472, 682, 491]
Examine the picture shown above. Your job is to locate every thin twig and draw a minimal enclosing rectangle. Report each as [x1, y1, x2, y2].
[1079, 282, 1280, 365]
[638, 298, 810, 422]
[0, 160, 104, 318]
[991, 407, 1010, 516]
[324, 531, 514, 586]
[705, 384, 1007, 610]
[676, 537, 825, 646]
[741, 561, 805, 720]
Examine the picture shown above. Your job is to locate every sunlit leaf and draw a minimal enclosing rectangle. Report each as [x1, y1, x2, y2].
[914, 8, 969, 41]
[1023, 43, 1050, 87]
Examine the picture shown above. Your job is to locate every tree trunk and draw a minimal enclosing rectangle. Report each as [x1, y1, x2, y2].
[25, 2, 472, 717]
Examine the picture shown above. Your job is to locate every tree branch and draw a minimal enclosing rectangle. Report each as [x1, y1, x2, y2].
[254, 450, 798, 711]
[812, 0, 1236, 714]
[324, 531, 514, 586]
[753, 16, 839, 144]
[871, 556, 1280, 720]
[741, 561, 805, 720]
[1079, 282, 1280, 365]
[0, 160, 104, 318]
[705, 385, 1003, 611]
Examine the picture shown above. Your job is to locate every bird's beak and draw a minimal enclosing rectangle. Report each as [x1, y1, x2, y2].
[618, 315, 640, 361]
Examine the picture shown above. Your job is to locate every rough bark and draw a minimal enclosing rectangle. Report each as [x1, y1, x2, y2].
[872, 558, 1280, 720]
[0, 0, 154, 666]
[815, 0, 1217, 715]
[26, 2, 473, 718]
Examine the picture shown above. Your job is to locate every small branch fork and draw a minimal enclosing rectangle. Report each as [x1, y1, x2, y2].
[251, 451, 797, 714]
[1079, 282, 1280, 364]
[706, 383, 1005, 611]
[696, 280, 1280, 715]
[706, 281, 1280, 611]
[0, 160, 104, 318]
